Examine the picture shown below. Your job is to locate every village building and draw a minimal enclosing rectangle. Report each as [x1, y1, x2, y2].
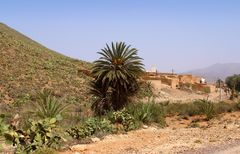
[144, 66, 216, 93]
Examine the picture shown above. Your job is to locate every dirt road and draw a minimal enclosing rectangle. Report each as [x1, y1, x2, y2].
[215, 145, 240, 154]
[62, 112, 240, 154]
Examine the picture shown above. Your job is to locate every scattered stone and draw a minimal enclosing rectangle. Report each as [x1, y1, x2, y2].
[226, 124, 237, 130]
[91, 137, 100, 142]
[194, 140, 202, 144]
[143, 125, 148, 129]
[71, 145, 87, 152]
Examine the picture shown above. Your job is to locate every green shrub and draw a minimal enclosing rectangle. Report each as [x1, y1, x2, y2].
[127, 102, 165, 126]
[108, 108, 137, 131]
[192, 99, 215, 120]
[66, 127, 87, 139]
[225, 74, 240, 99]
[137, 81, 154, 98]
[188, 122, 200, 128]
[214, 101, 236, 113]
[67, 118, 97, 139]
[0, 117, 9, 136]
[67, 103, 165, 140]
[164, 102, 201, 116]
[33, 147, 57, 154]
[4, 118, 62, 153]
[236, 101, 240, 110]
[164, 100, 240, 120]
[163, 99, 215, 119]
[98, 118, 115, 133]
[203, 87, 210, 94]
[66, 117, 115, 139]
[14, 93, 31, 107]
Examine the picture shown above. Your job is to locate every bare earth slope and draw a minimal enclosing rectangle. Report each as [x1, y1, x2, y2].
[0, 23, 91, 106]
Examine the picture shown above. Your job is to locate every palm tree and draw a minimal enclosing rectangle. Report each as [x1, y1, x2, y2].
[91, 42, 144, 111]
[89, 80, 111, 115]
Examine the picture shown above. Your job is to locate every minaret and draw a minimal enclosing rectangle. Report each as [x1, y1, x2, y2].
[150, 65, 157, 75]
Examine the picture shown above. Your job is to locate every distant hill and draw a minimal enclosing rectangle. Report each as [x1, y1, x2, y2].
[0, 23, 92, 105]
[185, 63, 240, 83]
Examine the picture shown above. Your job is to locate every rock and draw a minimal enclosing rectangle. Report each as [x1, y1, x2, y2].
[228, 124, 237, 129]
[71, 145, 87, 151]
[91, 137, 100, 142]
[143, 125, 148, 129]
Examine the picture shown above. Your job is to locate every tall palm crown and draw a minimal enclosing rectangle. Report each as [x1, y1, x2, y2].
[91, 42, 144, 110]
[92, 42, 144, 90]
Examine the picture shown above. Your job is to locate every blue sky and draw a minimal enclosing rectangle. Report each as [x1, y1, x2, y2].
[1, 0, 240, 72]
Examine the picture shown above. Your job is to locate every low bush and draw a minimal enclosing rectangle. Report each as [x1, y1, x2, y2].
[98, 118, 115, 133]
[0, 117, 9, 136]
[67, 102, 166, 140]
[163, 99, 239, 120]
[4, 118, 62, 153]
[198, 99, 214, 120]
[188, 121, 200, 128]
[66, 117, 115, 139]
[136, 81, 154, 98]
[107, 108, 138, 131]
[163, 102, 201, 116]
[214, 101, 237, 114]
[67, 108, 139, 140]
[33, 147, 57, 154]
[126, 102, 165, 126]
[236, 101, 240, 110]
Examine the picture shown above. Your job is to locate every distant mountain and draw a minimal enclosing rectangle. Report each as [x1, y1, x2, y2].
[185, 63, 240, 83]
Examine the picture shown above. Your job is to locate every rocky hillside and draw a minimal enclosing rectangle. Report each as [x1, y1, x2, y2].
[0, 23, 92, 105]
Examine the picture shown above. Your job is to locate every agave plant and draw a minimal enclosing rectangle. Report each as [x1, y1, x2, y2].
[91, 42, 144, 111]
[35, 89, 68, 119]
[200, 99, 214, 120]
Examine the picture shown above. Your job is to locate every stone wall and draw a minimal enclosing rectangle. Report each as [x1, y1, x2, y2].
[143, 72, 214, 92]
[179, 74, 201, 84]
[160, 76, 179, 88]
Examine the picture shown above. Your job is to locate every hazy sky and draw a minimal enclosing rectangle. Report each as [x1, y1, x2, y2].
[1, 0, 240, 72]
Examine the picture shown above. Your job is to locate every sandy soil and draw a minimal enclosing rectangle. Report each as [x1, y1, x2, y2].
[61, 112, 240, 154]
[150, 82, 229, 102]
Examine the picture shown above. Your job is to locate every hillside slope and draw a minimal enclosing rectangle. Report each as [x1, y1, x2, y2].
[186, 63, 240, 83]
[0, 23, 91, 105]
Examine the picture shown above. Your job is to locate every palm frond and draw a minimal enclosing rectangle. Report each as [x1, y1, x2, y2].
[91, 42, 144, 111]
